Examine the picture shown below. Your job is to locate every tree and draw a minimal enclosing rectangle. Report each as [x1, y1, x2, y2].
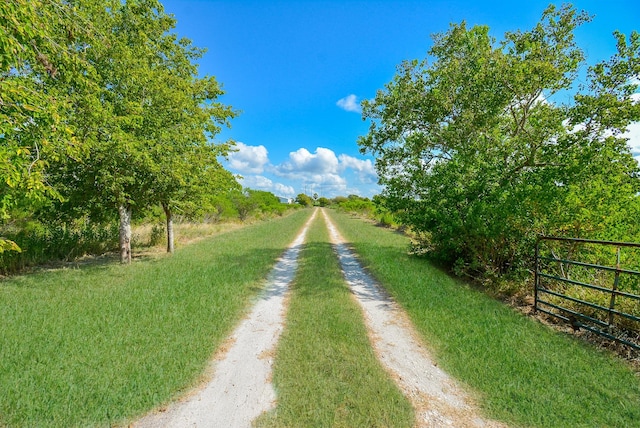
[317, 197, 331, 207]
[295, 193, 313, 207]
[359, 5, 640, 283]
[2, 0, 238, 264]
[136, 38, 237, 253]
[45, 0, 236, 262]
[0, 0, 93, 252]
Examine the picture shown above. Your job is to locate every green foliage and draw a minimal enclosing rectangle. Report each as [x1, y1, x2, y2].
[228, 189, 293, 221]
[246, 189, 284, 215]
[332, 194, 375, 216]
[49, 0, 237, 215]
[316, 196, 331, 207]
[295, 193, 313, 207]
[1, 0, 239, 261]
[148, 224, 166, 247]
[359, 5, 640, 288]
[201, 192, 241, 222]
[0, 219, 118, 274]
[1, 0, 94, 250]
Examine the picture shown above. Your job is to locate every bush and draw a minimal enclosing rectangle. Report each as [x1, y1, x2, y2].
[0, 219, 118, 275]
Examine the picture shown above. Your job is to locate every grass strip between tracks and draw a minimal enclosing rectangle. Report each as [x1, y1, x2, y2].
[0, 210, 312, 428]
[256, 211, 414, 427]
[327, 209, 640, 428]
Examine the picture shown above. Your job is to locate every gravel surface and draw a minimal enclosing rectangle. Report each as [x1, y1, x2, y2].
[133, 208, 506, 427]
[133, 211, 317, 428]
[322, 209, 506, 428]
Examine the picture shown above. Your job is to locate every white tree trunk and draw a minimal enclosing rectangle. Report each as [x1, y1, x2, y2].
[163, 202, 174, 253]
[118, 204, 132, 264]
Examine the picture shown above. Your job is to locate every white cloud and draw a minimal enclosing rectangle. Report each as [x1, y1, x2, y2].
[227, 142, 269, 174]
[238, 175, 272, 189]
[338, 154, 377, 183]
[277, 147, 339, 176]
[269, 147, 381, 197]
[625, 121, 640, 164]
[273, 182, 296, 197]
[303, 174, 349, 198]
[239, 175, 295, 197]
[336, 94, 361, 113]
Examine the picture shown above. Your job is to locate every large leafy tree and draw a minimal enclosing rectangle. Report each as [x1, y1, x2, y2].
[2, 0, 237, 264]
[47, 0, 171, 264]
[140, 45, 238, 253]
[48, 0, 237, 262]
[359, 5, 640, 282]
[0, 0, 93, 252]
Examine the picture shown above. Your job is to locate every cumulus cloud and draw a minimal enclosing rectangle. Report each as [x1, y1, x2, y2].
[269, 146, 379, 197]
[240, 175, 273, 189]
[336, 94, 361, 113]
[277, 147, 339, 176]
[227, 142, 269, 174]
[273, 182, 296, 197]
[625, 121, 640, 164]
[338, 154, 377, 183]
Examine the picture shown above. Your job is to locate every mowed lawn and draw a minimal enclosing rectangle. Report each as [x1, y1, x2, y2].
[0, 210, 312, 427]
[327, 209, 640, 428]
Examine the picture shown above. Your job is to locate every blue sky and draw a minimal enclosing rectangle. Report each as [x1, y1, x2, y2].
[161, 0, 639, 199]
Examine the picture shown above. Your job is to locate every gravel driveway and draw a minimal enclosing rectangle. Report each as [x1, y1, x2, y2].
[133, 208, 505, 427]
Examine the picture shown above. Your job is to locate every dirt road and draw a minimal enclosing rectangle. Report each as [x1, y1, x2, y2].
[133, 208, 504, 427]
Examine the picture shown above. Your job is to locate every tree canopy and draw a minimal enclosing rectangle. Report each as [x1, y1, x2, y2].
[359, 4, 640, 283]
[1, 0, 238, 261]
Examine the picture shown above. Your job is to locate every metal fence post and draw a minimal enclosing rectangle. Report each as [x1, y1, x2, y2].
[608, 246, 621, 329]
[534, 236, 540, 313]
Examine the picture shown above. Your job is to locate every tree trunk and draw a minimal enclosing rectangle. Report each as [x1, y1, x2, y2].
[162, 202, 174, 253]
[118, 204, 132, 264]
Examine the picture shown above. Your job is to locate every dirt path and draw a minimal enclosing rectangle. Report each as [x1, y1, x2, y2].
[133, 208, 505, 427]
[322, 209, 505, 428]
[133, 210, 317, 428]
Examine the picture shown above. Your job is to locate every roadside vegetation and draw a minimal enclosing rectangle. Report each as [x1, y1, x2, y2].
[0, 188, 298, 276]
[358, 4, 640, 293]
[1, 0, 242, 264]
[257, 212, 414, 427]
[327, 209, 640, 428]
[0, 209, 312, 428]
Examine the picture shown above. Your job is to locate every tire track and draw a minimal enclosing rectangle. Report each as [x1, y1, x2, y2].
[133, 209, 317, 428]
[322, 208, 506, 427]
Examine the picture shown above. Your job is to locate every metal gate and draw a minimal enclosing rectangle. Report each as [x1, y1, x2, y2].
[534, 236, 640, 350]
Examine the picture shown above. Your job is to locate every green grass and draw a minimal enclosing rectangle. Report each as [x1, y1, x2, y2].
[0, 209, 312, 428]
[326, 209, 640, 428]
[257, 212, 414, 427]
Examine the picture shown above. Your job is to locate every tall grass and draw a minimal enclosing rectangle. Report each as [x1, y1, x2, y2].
[0, 209, 312, 427]
[327, 209, 640, 428]
[0, 220, 119, 275]
[257, 213, 414, 427]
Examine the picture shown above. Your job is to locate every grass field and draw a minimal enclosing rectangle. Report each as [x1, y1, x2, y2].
[257, 211, 414, 427]
[0, 210, 312, 427]
[327, 209, 640, 428]
[3, 207, 640, 427]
